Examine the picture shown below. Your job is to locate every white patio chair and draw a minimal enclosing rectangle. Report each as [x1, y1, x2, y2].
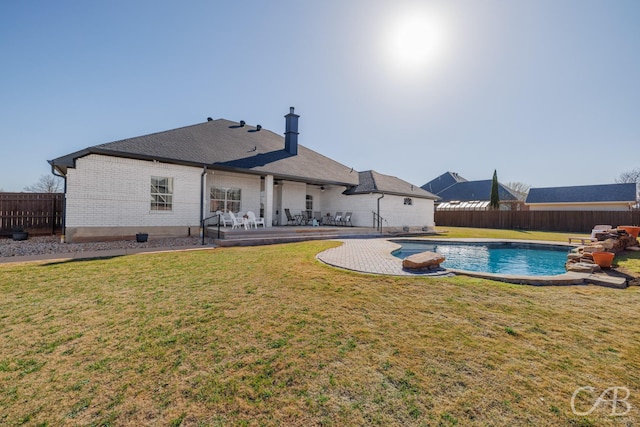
[247, 211, 265, 228]
[216, 210, 232, 227]
[228, 211, 247, 230]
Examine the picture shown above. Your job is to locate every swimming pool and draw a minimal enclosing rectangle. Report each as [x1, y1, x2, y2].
[391, 240, 570, 276]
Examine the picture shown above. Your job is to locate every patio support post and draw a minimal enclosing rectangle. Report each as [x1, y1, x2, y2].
[264, 175, 274, 227]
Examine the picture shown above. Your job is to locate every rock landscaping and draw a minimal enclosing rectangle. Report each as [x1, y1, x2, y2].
[0, 235, 202, 258]
[566, 228, 640, 273]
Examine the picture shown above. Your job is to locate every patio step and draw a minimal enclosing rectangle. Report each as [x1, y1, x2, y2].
[207, 226, 382, 247]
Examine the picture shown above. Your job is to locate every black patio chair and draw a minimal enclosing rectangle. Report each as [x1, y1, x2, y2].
[284, 208, 296, 225]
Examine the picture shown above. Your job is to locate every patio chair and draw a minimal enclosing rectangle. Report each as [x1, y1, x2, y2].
[284, 208, 297, 225]
[299, 211, 310, 225]
[228, 211, 247, 230]
[568, 224, 612, 244]
[322, 212, 332, 225]
[216, 210, 232, 227]
[313, 211, 322, 226]
[339, 212, 353, 227]
[247, 211, 265, 228]
[331, 212, 343, 226]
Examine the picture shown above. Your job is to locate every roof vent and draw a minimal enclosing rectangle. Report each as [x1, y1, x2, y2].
[256, 124, 262, 131]
[240, 120, 245, 127]
[207, 117, 213, 122]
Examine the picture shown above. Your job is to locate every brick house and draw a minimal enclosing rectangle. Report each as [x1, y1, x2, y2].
[49, 107, 438, 242]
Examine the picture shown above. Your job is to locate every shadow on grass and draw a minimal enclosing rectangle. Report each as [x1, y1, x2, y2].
[38, 255, 124, 266]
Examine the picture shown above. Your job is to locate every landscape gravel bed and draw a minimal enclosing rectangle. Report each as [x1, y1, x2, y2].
[0, 235, 203, 258]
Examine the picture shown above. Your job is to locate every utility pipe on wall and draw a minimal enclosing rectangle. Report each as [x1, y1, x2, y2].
[377, 193, 385, 232]
[199, 165, 207, 239]
[50, 163, 66, 243]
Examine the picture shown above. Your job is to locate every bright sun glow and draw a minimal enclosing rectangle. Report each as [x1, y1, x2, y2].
[384, 9, 447, 73]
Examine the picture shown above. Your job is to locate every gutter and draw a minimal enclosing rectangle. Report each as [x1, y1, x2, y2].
[200, 165, 207, 239]
[49, 162, 67, 243]
[377, 193, 385, 232]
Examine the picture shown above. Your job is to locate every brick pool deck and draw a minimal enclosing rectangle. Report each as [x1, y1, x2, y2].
[316, 238, 629, 288]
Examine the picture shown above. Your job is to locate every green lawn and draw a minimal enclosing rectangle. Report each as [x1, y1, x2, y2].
[434, 226, 583, 242]
[1, 230, 639, 426]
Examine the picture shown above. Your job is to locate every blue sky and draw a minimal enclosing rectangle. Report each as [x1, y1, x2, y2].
[1, 0, 638, 192]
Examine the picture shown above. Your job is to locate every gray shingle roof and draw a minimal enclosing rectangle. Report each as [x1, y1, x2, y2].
[49, 119, 359, 186]
[421, 171, 467, 194]
[526, 183, 637, 204]
[344, 171, 439, 199]
[434, 180, 519, 202]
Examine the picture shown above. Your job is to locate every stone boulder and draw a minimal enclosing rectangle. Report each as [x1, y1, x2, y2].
[403, 251, 445, 270]
[566, 262, 602, 274]
[582, 244, 605, 253]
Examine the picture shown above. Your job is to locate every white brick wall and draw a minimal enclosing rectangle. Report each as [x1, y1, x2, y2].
[66, 155, 201, 228]
[206, 170, 261, 215]
[64, 154, 436, 237]
[278, 180, 307, 224]
[311, 187, 435, 229]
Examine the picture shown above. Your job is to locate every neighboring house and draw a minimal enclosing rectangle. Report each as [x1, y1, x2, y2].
[49, 107, 438, 242]
[420, 171, 467, 195]
[421, 172, 521, 211]
[525, 183, 638, 211]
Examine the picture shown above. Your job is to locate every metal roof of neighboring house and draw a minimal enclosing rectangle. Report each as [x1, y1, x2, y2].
[420, 171, 467, 194]
[49, 118, 360, 186]
[434, 180, 520, 202]
[526, 183, 638, 204]
[343, 171, 439, 199]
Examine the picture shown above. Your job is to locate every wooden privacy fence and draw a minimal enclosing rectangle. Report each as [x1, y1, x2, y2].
[0, 193, 64, 236]
[435, 210, 640, 233]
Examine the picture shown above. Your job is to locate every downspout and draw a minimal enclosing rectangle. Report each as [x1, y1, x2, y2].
[377, 192, 385, 232]
[50, 162, 67, 243]
[200, 165, 207, 244]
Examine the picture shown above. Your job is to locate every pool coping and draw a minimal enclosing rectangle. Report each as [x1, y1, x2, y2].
[316, 237, 628, 288]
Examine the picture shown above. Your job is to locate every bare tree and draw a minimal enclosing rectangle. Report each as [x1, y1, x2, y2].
[505, 182, 531, 201]
[616, 168, 640, 184]
[23, 174, 63, 193]
[616, 168, 640, 207]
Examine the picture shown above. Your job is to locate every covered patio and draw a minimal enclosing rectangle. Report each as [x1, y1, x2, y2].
[206, 223, 382, 247]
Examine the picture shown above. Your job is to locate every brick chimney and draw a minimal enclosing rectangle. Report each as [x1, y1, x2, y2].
[284, 107, 299, 155]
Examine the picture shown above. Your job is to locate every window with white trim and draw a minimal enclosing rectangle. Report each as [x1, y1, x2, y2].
[151, 176, 173, 211]
[210, 187, 242, 213]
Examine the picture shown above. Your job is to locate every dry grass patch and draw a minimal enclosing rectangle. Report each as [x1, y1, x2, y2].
[1, 240, 639, 426]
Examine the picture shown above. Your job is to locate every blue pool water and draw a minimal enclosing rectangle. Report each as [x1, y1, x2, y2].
[392, 241, 570, 276]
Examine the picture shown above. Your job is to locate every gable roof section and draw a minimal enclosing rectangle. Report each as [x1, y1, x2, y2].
[344, 171, 439, 199]
[49, 119, 359, 186]
[421, 171, 467, 194]
[435, 180, 519, 202]
[526, 183, 637, 204]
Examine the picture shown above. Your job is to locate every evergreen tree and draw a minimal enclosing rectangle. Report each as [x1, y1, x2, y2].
[490, 169, 500, 210]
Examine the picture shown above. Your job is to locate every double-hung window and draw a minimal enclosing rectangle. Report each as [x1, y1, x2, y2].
[210, 187, 242, 213]
[151, 176, 173, 211]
